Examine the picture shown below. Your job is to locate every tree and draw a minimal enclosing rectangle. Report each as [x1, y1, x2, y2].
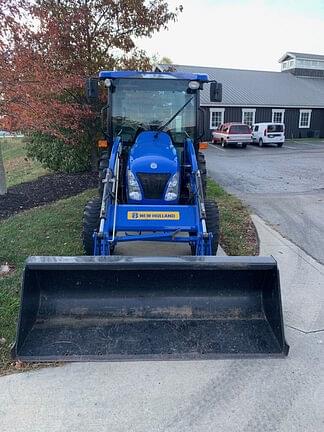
[160, 56, 173, 65]
[0, 0, 18, 194]
[159, 56, 175, 72]
[0, 0, 182, 173]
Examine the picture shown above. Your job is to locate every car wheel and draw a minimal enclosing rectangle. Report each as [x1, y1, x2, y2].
[258, 138, 263, 147]
[221, 140, 226, 148]
[242, 143, 247, 148]
[278, 142, 283, 148]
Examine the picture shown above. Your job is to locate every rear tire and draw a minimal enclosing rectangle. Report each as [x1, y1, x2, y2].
[198, 152, 207, 195]
[98, 151, 109, 196]
[82, 197, 101, 255]
[258, 138, 263, 147]
[205, 200, 220, 255]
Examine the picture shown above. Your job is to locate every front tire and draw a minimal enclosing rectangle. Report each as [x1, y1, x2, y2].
[205, 200, 220, 255]
[258, 138, 263, 147]
[82, 197, 101, 255]
[278, 142, 283, 148]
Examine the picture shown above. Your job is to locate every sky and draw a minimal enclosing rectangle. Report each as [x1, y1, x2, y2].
[137, 0, 324, 71]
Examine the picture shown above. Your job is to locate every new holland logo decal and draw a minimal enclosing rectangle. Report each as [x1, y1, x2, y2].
[127, 211, 180, 220]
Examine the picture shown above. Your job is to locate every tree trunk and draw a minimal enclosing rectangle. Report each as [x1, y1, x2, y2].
[0, 142, 7, 195]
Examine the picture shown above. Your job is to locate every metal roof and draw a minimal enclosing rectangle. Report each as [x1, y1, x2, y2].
[157, 64, 324, 108]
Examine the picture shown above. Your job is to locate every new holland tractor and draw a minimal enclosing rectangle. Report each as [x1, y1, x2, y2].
[83, 71, 219, 257]
[13, 71, 289, 361]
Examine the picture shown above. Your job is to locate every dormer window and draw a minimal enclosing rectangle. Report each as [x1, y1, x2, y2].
[279, 52, 324, 76]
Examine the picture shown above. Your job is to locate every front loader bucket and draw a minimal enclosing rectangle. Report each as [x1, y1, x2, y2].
[13, 256, 289, 361]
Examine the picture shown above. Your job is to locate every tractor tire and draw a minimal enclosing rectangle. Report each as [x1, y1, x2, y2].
[98, 151, 109, 196]
[198, 152, 207, 195]
[205, 200, 220, 255]
[82, 197, 101, 255]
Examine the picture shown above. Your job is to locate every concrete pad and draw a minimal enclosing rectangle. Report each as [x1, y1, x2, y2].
[115, 236, 226, 256]
[0, 220, 323, 432]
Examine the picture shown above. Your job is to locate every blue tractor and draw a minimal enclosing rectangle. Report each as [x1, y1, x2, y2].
[82, 71, 219, 257]
[13, 71, 289, 362]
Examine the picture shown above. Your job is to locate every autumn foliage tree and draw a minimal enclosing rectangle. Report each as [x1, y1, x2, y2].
[0, 0, 181, 173]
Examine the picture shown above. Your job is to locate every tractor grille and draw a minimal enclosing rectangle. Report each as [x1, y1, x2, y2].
[137, 172, 170, 199]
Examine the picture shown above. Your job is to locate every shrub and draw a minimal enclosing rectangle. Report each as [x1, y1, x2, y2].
[26, 133, 92, 173]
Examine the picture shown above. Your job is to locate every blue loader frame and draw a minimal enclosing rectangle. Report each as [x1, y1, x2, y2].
[93, 136, 213, 256]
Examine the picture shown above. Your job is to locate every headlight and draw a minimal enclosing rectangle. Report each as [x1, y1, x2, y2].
[188, 80, 200, 90]
[127, 170, 142, 201]
[164, 172, 179, 201]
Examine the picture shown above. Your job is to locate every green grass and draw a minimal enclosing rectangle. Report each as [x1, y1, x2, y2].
[0, 137, 48, 187]
[0, 189, 96, 374]
[207, 179, 258, 256]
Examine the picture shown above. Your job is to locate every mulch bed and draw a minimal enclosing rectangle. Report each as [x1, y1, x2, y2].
[0, 172, 98, 220]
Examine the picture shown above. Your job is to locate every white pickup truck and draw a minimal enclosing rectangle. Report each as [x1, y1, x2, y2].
[212, 123, 252, 148]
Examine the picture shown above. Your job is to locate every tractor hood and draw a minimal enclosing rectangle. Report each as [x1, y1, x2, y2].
[127, 131, 180, 203]
[128, 131, 178, 173]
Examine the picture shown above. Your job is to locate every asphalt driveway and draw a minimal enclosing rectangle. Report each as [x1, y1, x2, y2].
[206, 140, 324, 264]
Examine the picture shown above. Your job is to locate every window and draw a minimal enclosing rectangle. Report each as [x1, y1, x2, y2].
[210, 108, 225, 129]
[242, 109, 256, 127]
[272, 109, 285, 123]
[112, 79, 197, 144]
[229, 124, 251, 134]
[267, 124, 284, 132]
[254, 125, 259, 132]
[299, 109, 312, 128]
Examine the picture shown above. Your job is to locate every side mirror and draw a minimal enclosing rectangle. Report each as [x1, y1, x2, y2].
[210, 81, 222, 102]
[85, 77, 99, 102]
